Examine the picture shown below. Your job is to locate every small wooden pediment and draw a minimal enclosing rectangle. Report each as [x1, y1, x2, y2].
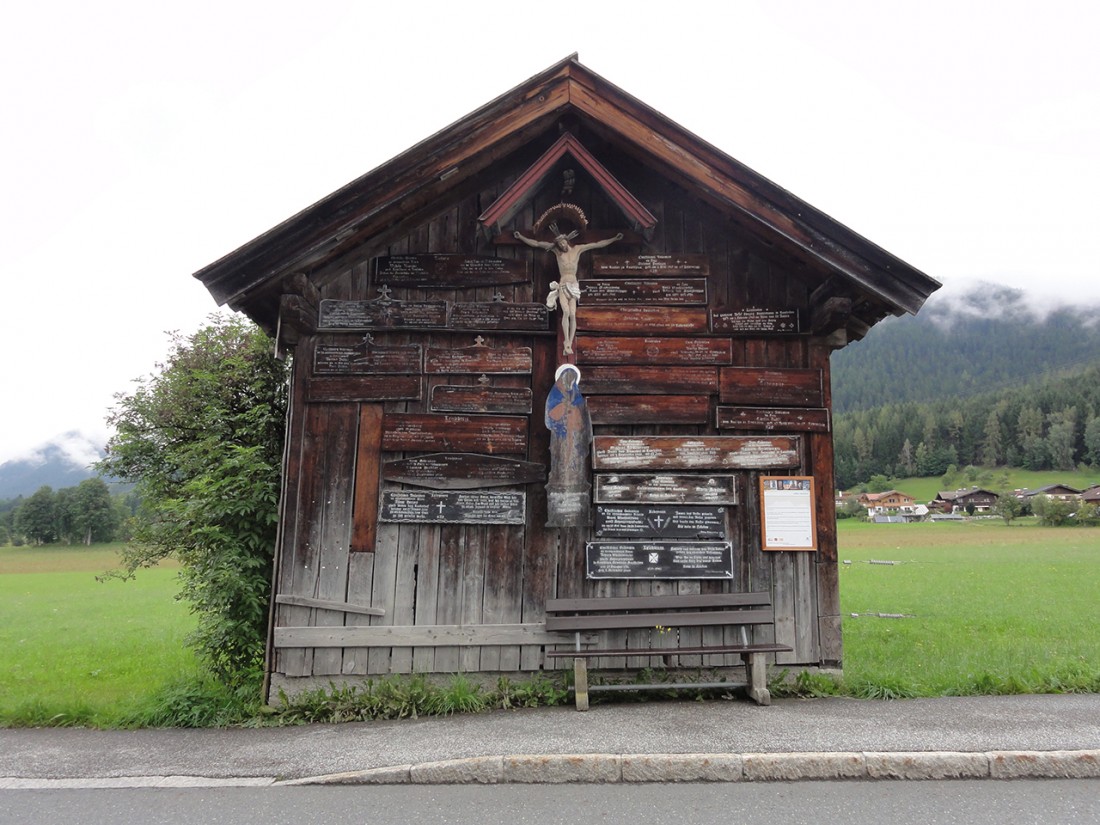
[478, 132, 657, 240]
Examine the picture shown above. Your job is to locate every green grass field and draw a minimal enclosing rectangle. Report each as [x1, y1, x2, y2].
[836, 519, 1100, 696]
[2, 521, 1099, 726]
[0, 544, 199, 726]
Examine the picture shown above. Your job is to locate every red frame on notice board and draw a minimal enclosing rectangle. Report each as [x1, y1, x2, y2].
[760, 476, 818, 552]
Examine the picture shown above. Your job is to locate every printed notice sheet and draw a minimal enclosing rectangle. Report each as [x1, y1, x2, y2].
[760, 476, 818, 551]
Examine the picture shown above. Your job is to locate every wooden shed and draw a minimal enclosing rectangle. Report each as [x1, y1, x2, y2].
[194, 55, 940, 699]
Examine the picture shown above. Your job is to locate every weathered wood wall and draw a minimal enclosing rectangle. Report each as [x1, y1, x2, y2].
[268, 137, 841, 685]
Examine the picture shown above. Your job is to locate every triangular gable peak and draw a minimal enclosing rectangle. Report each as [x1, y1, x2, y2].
[194, 55, 939, 343]
[478, 132, 657, 240]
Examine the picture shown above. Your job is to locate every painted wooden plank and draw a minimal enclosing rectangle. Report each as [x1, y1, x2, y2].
[382, 413, 528, 454]
[429, 384, 533, 414]
[588, 394, 710, 425]
[594, 474, 738, 505]
[716, 406, 830, 433]
[351, 405, 383, 553]
[575, 336, 732, 366]
[373, 254, 529, 288]
[424, 344, 533, 374]
[592, 435, 801, 471]
[383, 453, 545, 490]
[582, 278, 707, 305]
[277, 624, 585, 650]
[303, 375, 422, 403]
[576, 306, 709, 334]
[450, 302, 549, 330]
[710, 308, 802, 334]
[591, 253, 710, 277]
[313, 343, 423, 375]
[718, 367, 824, 407]
[579, 366, 718, 395]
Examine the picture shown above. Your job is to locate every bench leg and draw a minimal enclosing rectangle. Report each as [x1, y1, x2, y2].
[743, 652, 771, 706]
[574, 657, 589, 711]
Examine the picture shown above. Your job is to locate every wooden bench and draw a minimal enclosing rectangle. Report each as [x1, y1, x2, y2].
[545, 592, 791, 710]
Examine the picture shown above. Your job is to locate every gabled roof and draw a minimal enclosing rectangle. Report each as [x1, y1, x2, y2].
[194, 55, 940, 334]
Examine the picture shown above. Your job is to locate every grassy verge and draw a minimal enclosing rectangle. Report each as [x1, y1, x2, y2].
[0, 544, 201, 726]
[781, 520, 1100, 698]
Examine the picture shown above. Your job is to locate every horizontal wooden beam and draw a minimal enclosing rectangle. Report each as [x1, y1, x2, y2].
[275, 595, 384, 617]
[274, 623, 592, 649]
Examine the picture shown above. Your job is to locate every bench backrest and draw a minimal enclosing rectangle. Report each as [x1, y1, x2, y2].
[545, 591, 775, 633]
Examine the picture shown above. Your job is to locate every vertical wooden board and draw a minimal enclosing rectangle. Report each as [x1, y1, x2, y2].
[433, 525, 464, 672]
[771, 551, 798, 664]
[351, 406, 383, 552]
[313, 403, 358, 676]
[366, 522, 400, 674]
[341, 550, 376, 676]
[460, 525, 487, 672]
[389, 523, 420, 673]
[483, 522, 524, 671]
[271, 351, 310, 680]
[817, 561, 843, 666]
[809, 343, 838, 563]
[411, 524, 441, 673]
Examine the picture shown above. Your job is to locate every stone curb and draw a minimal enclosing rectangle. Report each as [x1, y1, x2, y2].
[281, 749, 1100, 785]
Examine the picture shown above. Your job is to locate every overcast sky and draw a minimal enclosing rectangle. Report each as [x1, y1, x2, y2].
[2, 1, 1098, 466]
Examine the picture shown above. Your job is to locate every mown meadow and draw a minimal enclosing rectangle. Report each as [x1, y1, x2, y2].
[2, 520, 1098, 726]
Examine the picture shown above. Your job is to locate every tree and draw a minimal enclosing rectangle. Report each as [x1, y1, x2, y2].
[72, 478, 118, 545]
[992, 494, 1023, 526]
[99, 315, 288, 684]
[1045, 407, 1077, 471]
[16, 486, 57, 545]
[1084, 416, 1100, 467]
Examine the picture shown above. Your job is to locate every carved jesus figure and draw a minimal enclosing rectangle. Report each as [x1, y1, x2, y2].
[514, 227, 623, 355]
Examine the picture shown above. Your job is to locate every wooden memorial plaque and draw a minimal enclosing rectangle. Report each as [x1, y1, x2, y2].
[382, 453, 546, 489]
[576, 306, 709, 334]
[574, 336, 732, 366]
[373, 255, 528, 288]
[592, 435, 801, 471]
[450, 301, 549, 330]
[582, 279, 708, 306]
[303, 375, 422, 403]
[591, 253, 710, 277]
[425, 342, 533, 374]
[716, 406, 831, 432]
[380, 489, 525, 525]
[594, 474, 738, 505]
[313, 343, 422, 375]
[710, 308, 802, 334]
[594, 505, 727, 539]
[586, 541, 734, 580]
[718, 367, 824, 407]
[587, 395, 709, 425]
[382, 413, 528, 454]
[580, 366, 718, 395]
[430, 384, 533, 414]
[319, 297, 448, 329]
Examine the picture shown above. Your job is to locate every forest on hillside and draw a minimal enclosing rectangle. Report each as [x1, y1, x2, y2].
[831, 287, 1100, 488]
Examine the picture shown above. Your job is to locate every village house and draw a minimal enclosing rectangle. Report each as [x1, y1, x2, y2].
[1018, 484, 1082, 503]
[931, 487, 999, 513]
[857, 490, 917, 515]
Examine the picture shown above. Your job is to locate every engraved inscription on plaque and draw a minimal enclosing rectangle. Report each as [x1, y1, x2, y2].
[574, 336, 732, 366]
[379, 489, 525, 524]
[587, 395, 710, 425]
[382, 414, 528, 454]
[581, 366, 719, 395]
[716, 406, 831, 433]
[719, 367, 824, 407]
[425, 343, 533, 374]
[383, 453, 546, 489]
[576, 306, 709, 334]
[430, 385, 533, 414]
[591, 254, 710, 277]
[592, 436, 801, 471]
[586, 541, 734, 579]
[319, 297, 448, 329]
[710, 308, 802, 334]
[304, 375, 422, 403]
[594, 505, 727, 539]
[594, 474, 738, 505]
[583, 279, 708, 306]
[313, 343, 423, 375]
[373, 255, 529, 288]
[450, 302, 549, 330]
